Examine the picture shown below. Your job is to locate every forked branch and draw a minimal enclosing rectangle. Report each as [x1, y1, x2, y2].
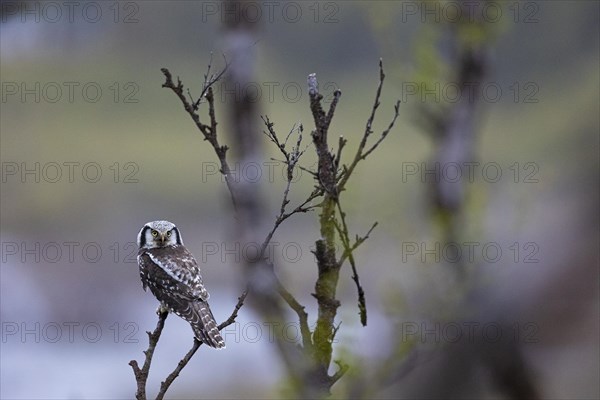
[161, 67, 238, 211]
[337, 59, 401, 192]
[130, 290, 247, 400]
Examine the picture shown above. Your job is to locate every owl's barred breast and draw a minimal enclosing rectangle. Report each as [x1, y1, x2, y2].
[138, 244, 209, 300]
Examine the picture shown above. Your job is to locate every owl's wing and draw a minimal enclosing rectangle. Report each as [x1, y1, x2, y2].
[138, 246, 209, 301]
[137, 250, 224, 348]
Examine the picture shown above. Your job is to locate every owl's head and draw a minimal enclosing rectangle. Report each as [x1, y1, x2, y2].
[137, 220, 183, 249]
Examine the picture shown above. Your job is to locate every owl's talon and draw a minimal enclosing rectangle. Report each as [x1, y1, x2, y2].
[156, 303, 169, 315]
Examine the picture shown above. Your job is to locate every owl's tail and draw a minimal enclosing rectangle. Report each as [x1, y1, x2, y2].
[191, 301, 226, 349]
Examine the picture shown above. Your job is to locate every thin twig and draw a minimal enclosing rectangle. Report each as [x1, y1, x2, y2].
[336, 220, 378, 268]
[337, 59, 400, 192]
[298, 164, 318, 177]
[335, 136, 347, 172]
[361, 100, 400, 161]
[333, 200, 374, 326]
[217, 289, 249, 330]
[193, 53, 230, 111]
[261, 188, 323, 258]
[259, 116, 323, 257]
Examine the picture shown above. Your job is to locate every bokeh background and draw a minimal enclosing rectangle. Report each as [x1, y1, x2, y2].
[1, 1, 598, 399]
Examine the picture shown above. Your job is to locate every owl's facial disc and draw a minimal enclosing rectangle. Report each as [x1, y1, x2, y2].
[138, 220, 181, 248]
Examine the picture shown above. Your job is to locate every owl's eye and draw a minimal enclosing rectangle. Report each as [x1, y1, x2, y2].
[167, 231, 172, 237]
[151, 230, 158, 237]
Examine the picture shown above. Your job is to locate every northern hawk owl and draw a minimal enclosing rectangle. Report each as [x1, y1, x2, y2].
[137, 220, 225, 348]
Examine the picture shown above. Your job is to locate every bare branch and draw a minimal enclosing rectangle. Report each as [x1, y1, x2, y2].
[218, 289, 249, 330]
[331, 321, 342, 342]
[156, 340, 202, 400]
[192, 52, 230, 111]
[298, 164, 319, 178]
[261, 188, 323, 258]
[325, 89, 342, 130]
[337, 59, 400, 192]
[161, 68, 238, 211]
[154, 290, 248, 400]
[275, 276, 313, 351]
[333, 200, 374, 326]
[129, 310, 169, 400]
[257, 118, 323, 349]
[337, 221, 378, 267]
[259, 116, 324, 257]
[335, 135, 347, 172]
[361, 100, 400, 161]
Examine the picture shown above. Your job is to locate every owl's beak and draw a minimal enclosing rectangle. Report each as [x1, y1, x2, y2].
[159, 233, 167, 243]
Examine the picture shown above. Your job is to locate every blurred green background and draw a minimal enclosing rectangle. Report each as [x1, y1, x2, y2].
[1, 1, 598, 399]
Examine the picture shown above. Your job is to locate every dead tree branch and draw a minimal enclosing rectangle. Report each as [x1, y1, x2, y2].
[130, 290, 247, 400]
[333, 200, 376, 326]
[155, 290, 248, 400]
[129, 311, 169, 400]
[192, 52, 230, 111]
[161, 68, 238, 211]
[302, 62, 398, 394]
[260, 116, 323, 256]
[337, 59, 401, 192]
